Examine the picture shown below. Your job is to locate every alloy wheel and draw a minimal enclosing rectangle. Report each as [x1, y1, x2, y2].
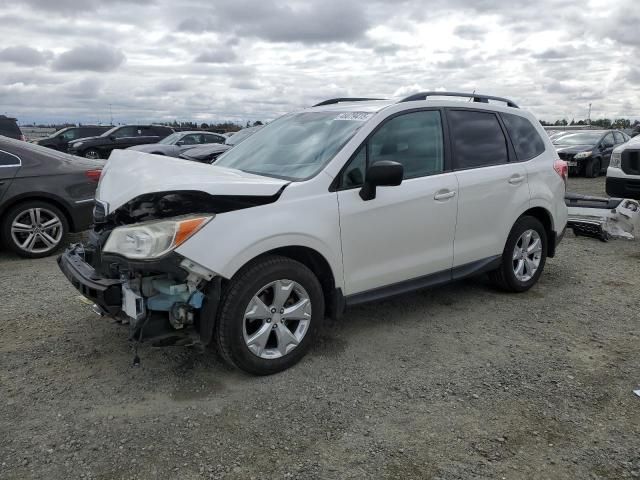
[512, 229, 542, 282]
[10, 208, 64, 254]
[242, 279, 312, 359]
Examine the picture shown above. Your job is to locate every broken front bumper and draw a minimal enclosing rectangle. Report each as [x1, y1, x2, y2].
[57, 246, 123, 315]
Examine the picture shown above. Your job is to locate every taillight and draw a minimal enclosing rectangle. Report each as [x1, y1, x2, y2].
[85, 169, 102, 182]
[554, 159, 568, 188]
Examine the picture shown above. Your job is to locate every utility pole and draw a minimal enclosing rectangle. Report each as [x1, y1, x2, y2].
[587, 103, 592, 126]
[109, 104, 114, 126]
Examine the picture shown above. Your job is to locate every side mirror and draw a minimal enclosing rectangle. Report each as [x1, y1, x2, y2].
[109, 135, 116, 141]
[176, 140, 184, 146]
[359, 160, 404, 201]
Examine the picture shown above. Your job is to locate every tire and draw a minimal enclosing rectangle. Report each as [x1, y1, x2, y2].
[489, 216, 548, 293]
[83, 149, 101, 160]
[585, 157, 600, 178]
[0, 200, 69, 258]
[215, 255, 324, 375]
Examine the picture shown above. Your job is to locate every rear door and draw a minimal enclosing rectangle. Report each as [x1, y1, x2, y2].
[447, 108, 530, 267]
[0, 149, 22, 203]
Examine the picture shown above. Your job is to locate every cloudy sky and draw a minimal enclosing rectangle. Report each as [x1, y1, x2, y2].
[0, 0, 638, 125]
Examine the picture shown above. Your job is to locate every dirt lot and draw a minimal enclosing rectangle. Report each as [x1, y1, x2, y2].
[1, 177, 639, 479]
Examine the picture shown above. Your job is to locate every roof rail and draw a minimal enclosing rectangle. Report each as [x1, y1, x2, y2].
[313, 97, 385, 107]
[399, 91, 519, 108]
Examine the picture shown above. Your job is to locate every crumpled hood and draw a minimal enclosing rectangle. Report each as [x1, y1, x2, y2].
[554, 144, 594, 154]
[96, 149, 289, 212]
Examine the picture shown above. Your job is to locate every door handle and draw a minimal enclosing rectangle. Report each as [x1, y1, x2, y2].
[434, 190, 456, 201]
[509, 174, 525, 185]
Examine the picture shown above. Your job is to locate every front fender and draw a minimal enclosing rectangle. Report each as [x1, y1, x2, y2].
[174, 192, 344, 289]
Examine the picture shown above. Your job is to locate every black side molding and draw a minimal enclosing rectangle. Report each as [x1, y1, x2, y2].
[345, 256, 502, 307]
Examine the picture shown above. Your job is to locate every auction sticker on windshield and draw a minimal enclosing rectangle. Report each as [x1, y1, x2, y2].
[334, 112, 374, 121]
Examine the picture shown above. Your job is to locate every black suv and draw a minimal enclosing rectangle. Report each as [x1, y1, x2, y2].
[553, 129, 630, 177]
[67, 125, 174, 159]
[37, 126, 112, 153]
[0, 115, 24, 141]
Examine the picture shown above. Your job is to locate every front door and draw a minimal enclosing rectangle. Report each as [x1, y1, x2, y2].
[337, 109, 458, 296]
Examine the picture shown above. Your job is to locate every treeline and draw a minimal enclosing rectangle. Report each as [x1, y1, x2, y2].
[540, 118, 640, 129]
[24, 120, 264, 131]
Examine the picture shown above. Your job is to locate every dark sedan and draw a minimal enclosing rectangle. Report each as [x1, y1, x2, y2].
[554, 130, 630, 177]
[0, 136, 102, 258]
[127, 130, 226, 157]
[37, 125, 112, 153]
[67, 124, 174, 159]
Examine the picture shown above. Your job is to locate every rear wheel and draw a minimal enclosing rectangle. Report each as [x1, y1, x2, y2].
[489, 216, 547, 292]
[215, 255, 324, 375]
[1, 201, 69, 258]
[83, 149, 101, 159]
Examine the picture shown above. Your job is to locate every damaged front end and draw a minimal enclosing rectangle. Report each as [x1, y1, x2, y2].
[58, 188, 281, 347]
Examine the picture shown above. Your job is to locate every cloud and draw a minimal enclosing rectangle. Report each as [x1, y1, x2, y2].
[0, 46, 50, 66]
[194, 49, 237, 64]
[453, 24, 487, 41]
[52, 44, 126, 72]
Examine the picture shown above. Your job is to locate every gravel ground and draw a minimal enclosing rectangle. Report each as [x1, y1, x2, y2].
[1, 176, 639, 479]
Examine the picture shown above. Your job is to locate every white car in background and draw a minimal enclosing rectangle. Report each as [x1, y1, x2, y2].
[58, 92, 568, 375]
[607, 134, 640, 200]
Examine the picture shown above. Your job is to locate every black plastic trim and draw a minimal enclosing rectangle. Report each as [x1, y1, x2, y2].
[606, 176, 640, 200]
[399, 91, 519, 108]
[314, 98, 385, 107]
[345, 255, 501, 306]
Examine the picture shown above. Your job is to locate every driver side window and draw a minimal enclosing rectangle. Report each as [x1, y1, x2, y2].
[338, 110, 444, 188]
[602, 133, 615, 148]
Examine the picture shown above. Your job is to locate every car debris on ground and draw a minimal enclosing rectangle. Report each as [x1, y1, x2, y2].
[565, 193, 640, 241]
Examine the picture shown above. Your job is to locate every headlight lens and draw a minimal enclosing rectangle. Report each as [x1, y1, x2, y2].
[103, 215, 213, 259]
[610, 151, 622, 168]
[574, 151, 592, 159]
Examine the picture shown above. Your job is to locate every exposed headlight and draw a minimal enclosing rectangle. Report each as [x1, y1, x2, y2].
[103, 215, 213, 259]
[610, 151, 622, 168]
[72, 141, 84, 148]
[574, 151, 592, 159]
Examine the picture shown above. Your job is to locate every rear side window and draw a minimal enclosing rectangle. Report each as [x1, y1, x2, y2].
[613, 132, 625, 144]
[0, 150, 21, 166]
[448, 110, 508, 169]
[501, 112, 546, 161]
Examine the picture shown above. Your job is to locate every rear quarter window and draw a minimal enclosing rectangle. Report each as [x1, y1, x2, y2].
[0, 118, 22, 139]
[0, 149, 21, 166]
[500, 112, 546, 161]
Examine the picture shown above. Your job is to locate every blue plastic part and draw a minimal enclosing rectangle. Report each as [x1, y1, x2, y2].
[147, 292, 190, 311]
[189, 291, 205, 309]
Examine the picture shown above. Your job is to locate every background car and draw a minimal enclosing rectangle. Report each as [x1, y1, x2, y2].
[127, 130, 226, 157]
[0, 136, 103, 258]
[37, 126, 112, 152]
[67, 125, 174, 159]
[606, 134, 640, 199]
[0, 115, 25, 141]
[554, 130, 630, 177]
[179, 143, 231, 163]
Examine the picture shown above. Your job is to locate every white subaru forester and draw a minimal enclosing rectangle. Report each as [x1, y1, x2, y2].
[59, 92, 568, 375]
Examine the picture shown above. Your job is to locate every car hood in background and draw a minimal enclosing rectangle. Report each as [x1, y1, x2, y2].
[180, 143, 232, 160]
[127, 144, 180, 155]
[96, 149, 289, 212]
[554, 144, 595, 154]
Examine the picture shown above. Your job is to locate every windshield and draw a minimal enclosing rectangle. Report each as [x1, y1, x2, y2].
[554, 132, 603, 145]
[215, 112, 369, 180]
[158, 132, 183, 145]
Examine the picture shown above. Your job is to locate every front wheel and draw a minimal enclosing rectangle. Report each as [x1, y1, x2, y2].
[83, 149, 101, 160]
[214, 255, 324, 375]
[0, 201, 69, 258]
[489, 216, 548, 292]
[585, 157, 600, 178]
